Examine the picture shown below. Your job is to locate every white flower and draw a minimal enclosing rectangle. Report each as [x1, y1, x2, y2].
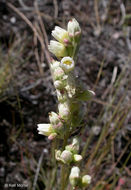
[65, 137, 79, 154]
[49, 112, 59, 124]
[60, 150, 73, 164]
[82, 175, 91, 186]
[70, 166, 80, 178]
[55, 150, 62, 161]
[72, 137, 79, 150]
[67, 18, 81, 37]
[58, 102, 70, 120]
[52, 26, 69, 43]
[69, 166, 80, 179]
[37, 124, 52, 136]
[50, 60, 60, 71]
[56, 89, 68, 103]
[53, 67, 65, 80]
[73, 154, 82, 162]
[54, 80, 64, 89]
[48, 40, 67, 58]
[60, 57, 74, 72]
[69, 166, 80, 187]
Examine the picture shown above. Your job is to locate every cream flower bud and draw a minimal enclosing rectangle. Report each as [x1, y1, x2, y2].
[82, 175, 91, 186]
[55, 150, 62, 161]
[72, 137, 79, 144]
[52, 122, 64, 135]
[60, 150, 73, 164]
[67, 18, 81, 37]
[48, 40, 67, 58]
[88, 90, 95, 96]
[54, 80, 65, 90]
[69, 166, 80, 187]
[49, 112, 64, 134]
[66, 137, 79, 154]
[50, 61, 60, 71]
[60, 57, 75, 72]
[52, 26, 69, 43]
[58, 102, 71, 120]
[49, 112, 59, 124]
[73, 154, 83, 162]
[56, 90, 68, 103]
[53, 67, 65, 80]
[72, 137, 80, 151]
[48, 132, 57, 140]
[37, 124, 52, 136]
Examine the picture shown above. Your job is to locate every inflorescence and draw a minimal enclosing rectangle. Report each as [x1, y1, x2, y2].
[37, 18, 95, 189]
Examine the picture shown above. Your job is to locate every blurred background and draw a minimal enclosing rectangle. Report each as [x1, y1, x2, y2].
[0, 0, 131, 189]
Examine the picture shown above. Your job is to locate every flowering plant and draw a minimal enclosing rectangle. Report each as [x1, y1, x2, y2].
[37, 18, 95, 190]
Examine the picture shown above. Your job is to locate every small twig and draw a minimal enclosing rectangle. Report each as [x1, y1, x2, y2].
[125, 27, 131, 51]
[34, 0, 51, 64]
[111, 66, 118, 85]
[53, 0, 58, 19]
[20, 79, 43, 92]
[111, 136, 115, 164]
[102, 66, 118, 99]
[107, 140, 131, 176]
[118, 0, 126, 26]
[101, 0, 113, 23]
[33, 22, 45, 67]
[7, 3, 45, 50]
[19, 145, 28, 177]
[93, 36, 113, 90]
[94, 0, 101, 29]
[18, 0, 30, 10]
[93, 98, 116, 108]
[7, 2, 51, 66]
[34, 21, 44, 76]
[124, 166, 131, 176]
[34, 1, 49, 47]
[33, 149, 45, 190]
[86, 96, 127, 169]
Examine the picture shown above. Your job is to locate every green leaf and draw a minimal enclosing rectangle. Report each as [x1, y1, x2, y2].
[76, 90, 95, 101]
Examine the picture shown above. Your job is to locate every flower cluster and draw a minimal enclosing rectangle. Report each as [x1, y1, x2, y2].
[37, 18, 94, 189]
[55, 138, 82, 164]
[69, 166, 91, 188]
[37, 18, 95, 138]
[48, 18, 81, 58]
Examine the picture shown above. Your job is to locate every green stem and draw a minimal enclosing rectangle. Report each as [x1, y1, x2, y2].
[49, 139, 58, 189]
[60, 164, 66, 190]
[60, 164, 71, 190]
[60, 128, 70, 190]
